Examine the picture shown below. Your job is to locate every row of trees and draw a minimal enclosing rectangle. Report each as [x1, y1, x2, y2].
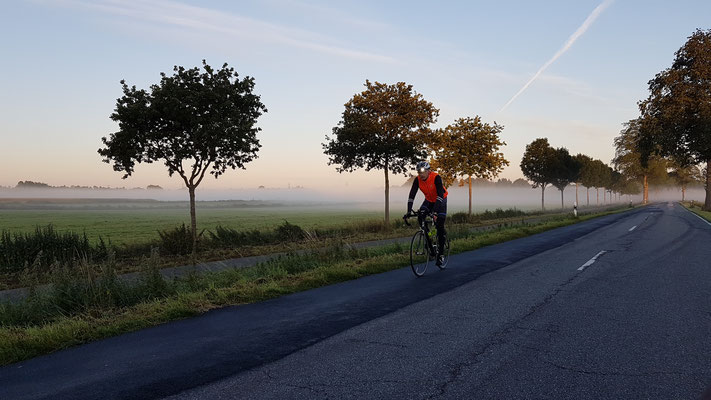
[323, 81, 510, 220]
[615, 29, 711, 210]
[519, 138, 636, 211]
[99, 30, 711, 256]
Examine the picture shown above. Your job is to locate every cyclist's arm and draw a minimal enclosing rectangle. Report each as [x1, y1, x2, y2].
[407, 178, 419, 213]
[434, 175, 445, 214]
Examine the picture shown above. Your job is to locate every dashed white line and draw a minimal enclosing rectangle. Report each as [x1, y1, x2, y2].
[628, 225, 637, 232]
[578, 251, 607, 271]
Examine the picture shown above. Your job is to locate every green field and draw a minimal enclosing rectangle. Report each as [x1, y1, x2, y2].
[0, 199, 388, 245]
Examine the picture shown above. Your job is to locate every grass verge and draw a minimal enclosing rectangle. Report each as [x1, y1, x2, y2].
[0, 206, 631, 366]
[679, 201, 711, 222]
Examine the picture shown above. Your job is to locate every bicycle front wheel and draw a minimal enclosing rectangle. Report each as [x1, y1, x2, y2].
[410, 231, 430, 277]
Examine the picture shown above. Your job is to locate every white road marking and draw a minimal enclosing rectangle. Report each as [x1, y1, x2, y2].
[628, 225, 637, 232]
[578, 251, 607, 271]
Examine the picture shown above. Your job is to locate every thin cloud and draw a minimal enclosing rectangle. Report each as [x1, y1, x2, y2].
[43, 0, 396, 63]
[500, 0, 614, 112]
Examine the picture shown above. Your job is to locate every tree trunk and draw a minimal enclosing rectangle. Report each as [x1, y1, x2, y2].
[603, 189, 606, 204]
[541, 185, 546, 211]
[643, 175, 649, 205]
[468, 175, 472, 215]
[560, 188, 564, 209]
[704, 161, 711, 211]
[682, 185, 686, 202]
[586, 187, 589, 206]
[384, 162, 390, 224]
[188, 185, 197, 259]
[596, 188, 599, 206]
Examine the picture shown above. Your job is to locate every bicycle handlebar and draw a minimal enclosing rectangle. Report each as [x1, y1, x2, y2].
[403, 210, 435, 226]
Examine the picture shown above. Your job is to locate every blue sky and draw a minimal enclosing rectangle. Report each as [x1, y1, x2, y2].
[1, 0, 709, 192]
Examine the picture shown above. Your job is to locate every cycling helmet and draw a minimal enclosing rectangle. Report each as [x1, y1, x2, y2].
[416, 161, 430, 172]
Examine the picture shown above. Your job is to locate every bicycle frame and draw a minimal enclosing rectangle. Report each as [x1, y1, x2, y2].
[404, 210, 437, 254]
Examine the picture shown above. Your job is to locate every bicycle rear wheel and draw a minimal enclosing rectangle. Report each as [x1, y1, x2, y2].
[410, 231, 429, 277]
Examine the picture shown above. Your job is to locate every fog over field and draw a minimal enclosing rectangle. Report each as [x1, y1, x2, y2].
[0, 184, 704, 213]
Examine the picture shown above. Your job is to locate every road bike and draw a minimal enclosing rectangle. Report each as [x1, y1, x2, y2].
[403, 210, 450, 277]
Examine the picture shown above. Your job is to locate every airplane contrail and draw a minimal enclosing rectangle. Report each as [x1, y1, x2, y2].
[499, 0, 614, 112]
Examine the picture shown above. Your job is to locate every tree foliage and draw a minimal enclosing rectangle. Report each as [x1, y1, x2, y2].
[640, 29, 711, 209]
[428, 116, 508, 185]
[322, 80, 439, 222]
[520, 138, 558, 210]
[428, 116, 508, 214]
[613, 118, 669, 203]
[520, 138, 555, 189]
[98, 60, 267, 254]
[549, 147, 582, 208]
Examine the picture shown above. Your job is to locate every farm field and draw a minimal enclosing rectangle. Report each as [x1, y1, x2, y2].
[0, 199, 385, 245]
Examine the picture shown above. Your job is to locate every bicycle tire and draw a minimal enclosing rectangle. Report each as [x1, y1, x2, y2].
[410, 230, 429, 277]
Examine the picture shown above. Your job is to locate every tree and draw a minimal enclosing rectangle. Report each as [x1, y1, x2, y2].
[549, 148, 582, 209]
[98, 61, 267, 255]
[585, 159, 608, 205]
[613, 119, 668, 205]
[573, 154, 593, 206]
[322, 81, 438, 223]
[512, 178, 530, 187]
[520, 138, 557, 210]
[641, 29, 711, 210]
[428, 116, 509, 214]
[669, 164, 703, 201]
[601, 165, 614, 204]
[16, 181, 51, 188]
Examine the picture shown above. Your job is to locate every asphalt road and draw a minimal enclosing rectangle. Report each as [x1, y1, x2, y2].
[2, 203, 710, 399]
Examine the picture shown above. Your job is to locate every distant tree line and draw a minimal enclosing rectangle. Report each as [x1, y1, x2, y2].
[14, 181, 163, 190]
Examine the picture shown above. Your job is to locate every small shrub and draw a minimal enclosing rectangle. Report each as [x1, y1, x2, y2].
[207, 225, 265, 247]
[275, 220, 305, 242]
[157, 224, 204, 255]
[0, 225, 93, 275]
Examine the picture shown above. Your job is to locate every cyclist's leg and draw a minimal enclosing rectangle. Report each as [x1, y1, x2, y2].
[436, 198, 447, 251]
[419, 201, 435, 255]
[418, 200, 434, 227]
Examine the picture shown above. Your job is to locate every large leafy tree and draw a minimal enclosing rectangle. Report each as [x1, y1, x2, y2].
[613, 118, 668, 205]
[641, 29, 711, 210]
[98, 61, 267, 255]
[669, 163, 703, 201]
[429, 116, 509, 214]
[549, 148, 582, 209]
[323, 81, 438, 223]
[520, 138, 557, 210]
[574, 154, 594, 206]
[585, 159, 608, 205]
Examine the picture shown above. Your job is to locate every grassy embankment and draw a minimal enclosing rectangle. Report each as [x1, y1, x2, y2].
[679, 201, 711, 222]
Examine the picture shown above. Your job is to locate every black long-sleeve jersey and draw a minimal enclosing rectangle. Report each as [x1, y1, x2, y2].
[407, 174, 446, 213]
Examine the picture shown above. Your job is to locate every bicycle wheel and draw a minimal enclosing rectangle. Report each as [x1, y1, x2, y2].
[410, 231, 429, 277]
[437, 237, 451, 270]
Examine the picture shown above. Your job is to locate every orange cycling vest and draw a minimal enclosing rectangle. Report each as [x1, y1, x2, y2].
[417, 172, 448, 203]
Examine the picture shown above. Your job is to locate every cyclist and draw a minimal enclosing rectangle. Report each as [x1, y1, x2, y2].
[405, 161, 448, 266]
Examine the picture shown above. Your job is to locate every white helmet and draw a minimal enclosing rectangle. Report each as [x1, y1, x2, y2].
[416, 161, 430, 172]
